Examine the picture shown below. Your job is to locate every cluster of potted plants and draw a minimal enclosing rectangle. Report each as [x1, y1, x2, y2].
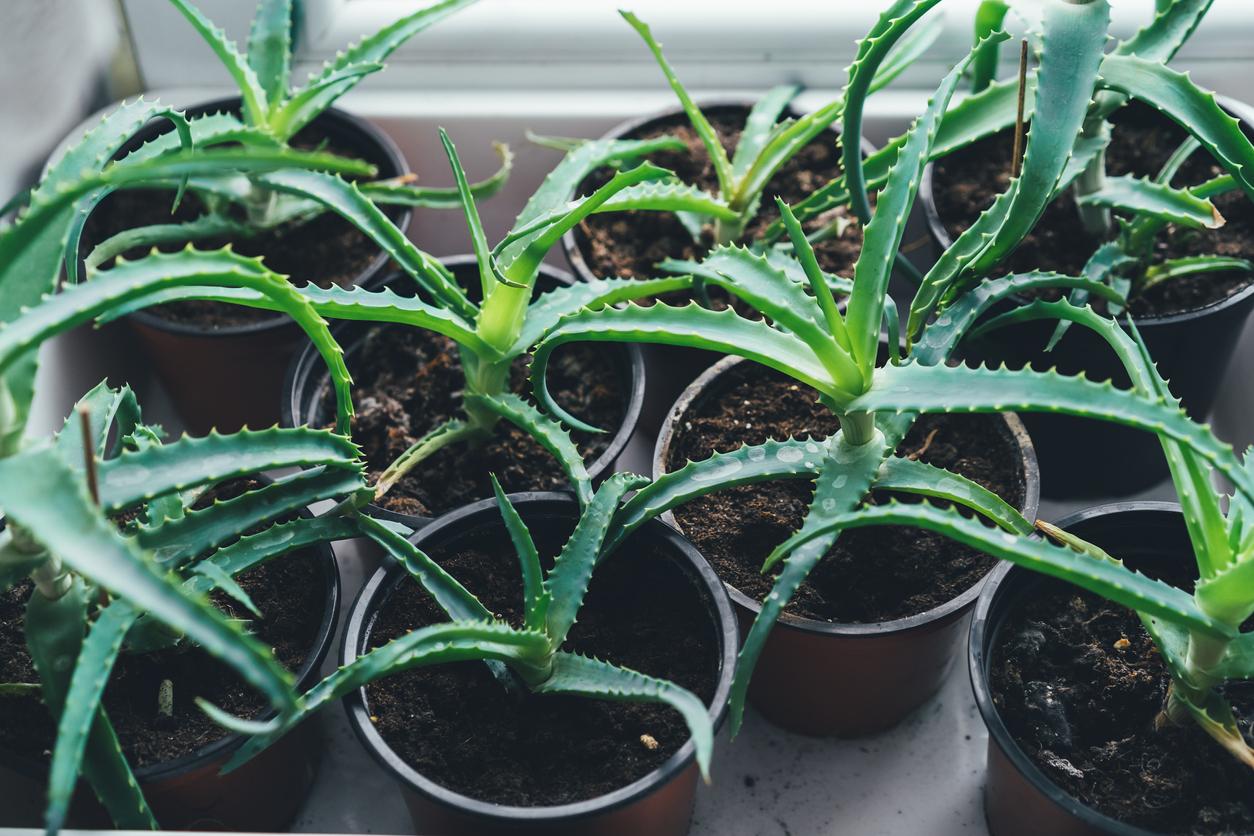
[1, 0, 1252, 833]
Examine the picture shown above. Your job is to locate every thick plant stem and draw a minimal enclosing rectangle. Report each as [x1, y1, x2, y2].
[29, 552, 71, 601]
[1163, 631, 1230, 725]
[1073, 143, 1111, 236]
[713, 214, 745, 247]
[839, 411, 878, 447]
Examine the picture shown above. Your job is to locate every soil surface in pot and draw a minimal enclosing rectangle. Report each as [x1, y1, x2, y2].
[365, 521, 720, 807]
[931, 101, 1254, 317]
[80, 122, 403, 329]
[665, 363, 1026, 623]
[0, 481, 326, 768]
[991, 573, 1254, 833]
[573, 106, 865, 290]
[332, 324, 627, 518]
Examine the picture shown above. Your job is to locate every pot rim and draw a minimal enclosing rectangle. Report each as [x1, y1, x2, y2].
[340, 491, 738, 826]
[560, 96, 879, 284]
[653, 353, 1042, 639]
[968, 500, 1183, 836]
[917, 95, 1254, 327]
[281, 256, 646, 529]
[93, 95, 411, 339]
[0, 476, 341, 785]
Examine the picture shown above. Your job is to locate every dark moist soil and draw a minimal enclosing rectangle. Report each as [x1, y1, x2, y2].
[365, 521, 719, 807]
[79, 118, 403, 329]
[0, 481, 327, 769]
[992, 572, 1254, 833]
[666, 363, 1026, 623]
[573, 106, 866, 293]
[332, 324, 628, 518]
[931, 100, 1254, 317]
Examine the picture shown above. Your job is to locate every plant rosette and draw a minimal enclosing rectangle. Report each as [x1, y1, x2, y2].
[970, 503, 1254, 835]
[69, 97, 411, 435]
[336, 492, 737, 836]
[283, 258, 645, 528]
[917, 13, 1254, 497]
[653, 354, 1039, 735]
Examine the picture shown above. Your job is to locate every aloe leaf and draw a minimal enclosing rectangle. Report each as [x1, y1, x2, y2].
[537, 651, 715, 781]
[1078, 175, 1224, 229]
[773, 201, 851, 351]
[4, 448, 296, 709]
[219, 621, 547, 772]
[849, 361, 1254, 507]
[167, 0, 269, 125]
[1098, 54, 1254, 202]
[728, 432, 891, 734]
[847, 32, 990, 378]
[252, 169, 475, 319]
[1157, 136, 1203, 185]
[732, 86, 800, 178]
[267, 63, 384, 139]
[542, 473, 649, 648]
[766, 500, 1231, 639]
[911, 271, 1122, 364]
[193, 516, 357, 592]
[134, 466, 363, 569]
[1042, 242, 1135, 352]
[1215, 632, 1254, 680]
[44, 600, 140, 835]
[463, 393, 592, 507]
[609, 437, 830, 553]
[735, 98, 846, 214]
[191, 562, 260, 617]
[362, 142, 513, 208]
[873, 455, 1033, 535]
[0, 534, 46, 591]
[971, 1, 1011, 92]
[1122, 173, 1237, 257]
[842, 0, 947, 224]
[92, 428, 359, 513]
[514, 275, 694, 355]
[661, 246, 859, 391]
[531, 304, 836, 433]
[439, 128, 495, 298]
[873, 11, 944, 95]
[490, 476, 550, 633]
[56, 381, 142, 464]
[1115, 0, 1214, 64]
[25, 582, 157, 832]
[1142, 255, 1253, 293]
[293, 0, 480, 127]
[620, 11, 733, 197]
[1175, 689, 1254, 767]
[246, 0, 292, 104]
[83, 215, 255, 278]
[354, 513, 491, 623]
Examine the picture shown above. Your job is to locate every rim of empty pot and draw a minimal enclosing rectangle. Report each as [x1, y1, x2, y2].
[341, 491, 738, 827]
[968, 500, 1182, 836]
[106, 96, 410, 339]
[918, 96, 1254, 328]
[653, 353, 1041, 638]
[561, 97, 879, 284]
[0, 481, 341, 785]
[281, 256, 646, 527]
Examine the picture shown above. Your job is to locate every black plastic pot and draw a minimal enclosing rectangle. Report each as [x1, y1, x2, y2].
[283, 256, 646, 533]
[0, 494, 340, 831]
[917, 100, 1254, 499]
[560, 99, 879, 441]
[88, 96, 411, 436]
[342, 492, 737, 836]
[655, 355, 1041, 736]
[969, 502, 1187, 836]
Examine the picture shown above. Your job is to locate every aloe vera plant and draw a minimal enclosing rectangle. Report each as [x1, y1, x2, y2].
[73, 0, 510, 282]
[924, 0, 1254, 347]
[529, 0, 1254, 732]
[595, 8, 940, 250]
[99, 126, 742, 508]
[206, 474, 717, 782]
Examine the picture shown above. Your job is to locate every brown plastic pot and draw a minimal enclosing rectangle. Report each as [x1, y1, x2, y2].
[86, 96, 411, 436]
[969, 502, 1186, 836]
[917, 98, 1254, 499]
[282, 256, 645, 533]
[0, 501, 340, 831]
[560, 99, 879, 439]
[341, 492, 738, 836]
[654, 355, 1040, 737]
